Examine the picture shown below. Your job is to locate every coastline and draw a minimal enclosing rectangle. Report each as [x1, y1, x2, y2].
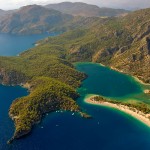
[85, 96, 150, 127]
[109, 66, 150, 86]
[99, 63, 150, 93]
[133, 76, 150, 86]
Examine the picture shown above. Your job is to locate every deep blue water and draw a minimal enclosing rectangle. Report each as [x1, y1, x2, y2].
[0, 33, 57, 56]
[0, 85, 28, 149]
[0, 35, 150, 150]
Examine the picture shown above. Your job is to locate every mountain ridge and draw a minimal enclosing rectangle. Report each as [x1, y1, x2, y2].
[45, 2, 129, 17]
[0, 5, 73, 34]
[0, 4, 150, 143]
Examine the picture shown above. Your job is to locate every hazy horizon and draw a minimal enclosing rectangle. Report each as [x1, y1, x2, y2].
[0, 0, 150, 10]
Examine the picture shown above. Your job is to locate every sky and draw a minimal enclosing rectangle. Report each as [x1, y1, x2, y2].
[1, 0, 150, 10]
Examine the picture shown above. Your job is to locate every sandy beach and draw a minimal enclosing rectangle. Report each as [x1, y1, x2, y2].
[144, 89, 150, 94]
[85, 96, 150, 127]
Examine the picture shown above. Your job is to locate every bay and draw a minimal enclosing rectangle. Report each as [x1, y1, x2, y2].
[0, 34, 150, 149]
[0, 33, 57, 56]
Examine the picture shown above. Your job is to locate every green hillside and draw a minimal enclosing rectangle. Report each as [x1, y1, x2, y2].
[37, 8, 150, 83]
[9, 77, 80, 141]
[0, 7, 150, 143]
[0, 45, 86, 143]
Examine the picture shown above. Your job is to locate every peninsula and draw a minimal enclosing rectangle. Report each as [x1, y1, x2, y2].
[86, 96, 150, 127]
[0, 2, 150, 144]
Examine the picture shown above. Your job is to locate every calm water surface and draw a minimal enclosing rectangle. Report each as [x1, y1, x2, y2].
[0, 33, 57, 56]
[0, 35, 150, 150]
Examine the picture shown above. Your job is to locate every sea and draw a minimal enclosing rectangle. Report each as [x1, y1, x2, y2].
[0, 34, 150, 150]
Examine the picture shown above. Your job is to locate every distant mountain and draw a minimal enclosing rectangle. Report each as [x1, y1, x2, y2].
[0, 9, 15, 18]
[0, 9, 5, 13]
[0, 5, 73, 34]
[0, 9, 7, 17]
[0, 3, 130, 34]
[45, 2, 129, 17]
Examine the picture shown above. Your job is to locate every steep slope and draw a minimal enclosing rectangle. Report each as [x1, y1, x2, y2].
[36, 8, 150, 83]
[0, 9, 7, 19]
[0, 9, 16, 20]
[108, 8, 150, 83]
[0, 5, 73, 34]
[0, 9, 5, 15]
[45, 2, 129, 17]
[0, 3, 129, 35]
[1, 7, 150, 143]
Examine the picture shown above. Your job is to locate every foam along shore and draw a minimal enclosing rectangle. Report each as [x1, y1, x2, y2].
[85, 96, 150, 127]
[133, 76, 150, 86]
[108, 65, 150, 93]
[108, 65, 150, 86]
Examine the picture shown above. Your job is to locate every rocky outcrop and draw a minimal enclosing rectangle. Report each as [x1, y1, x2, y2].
[0, 68, 27, 85]
[146, 37, 150, 55]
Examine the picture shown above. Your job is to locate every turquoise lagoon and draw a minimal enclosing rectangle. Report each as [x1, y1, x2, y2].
[0, 34, 150, 150]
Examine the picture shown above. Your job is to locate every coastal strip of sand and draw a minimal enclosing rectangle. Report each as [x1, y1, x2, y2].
[85, 96, 150, 127]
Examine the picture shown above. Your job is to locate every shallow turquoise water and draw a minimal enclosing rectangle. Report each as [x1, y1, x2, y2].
[0, 34, 150, 149]
[76, 62, 143, 97]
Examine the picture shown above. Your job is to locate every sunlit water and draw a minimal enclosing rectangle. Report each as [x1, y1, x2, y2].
[0, 35, 150, 149]
[0, 33, 57, 56]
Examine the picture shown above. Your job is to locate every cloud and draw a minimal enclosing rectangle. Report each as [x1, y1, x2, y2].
[1, 0, 150, 10]
[80, 0, 150, 9]
[0, 0, 52, 9]
[96, 0, 150, 9]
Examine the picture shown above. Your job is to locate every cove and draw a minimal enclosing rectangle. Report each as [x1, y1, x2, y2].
[1, 62, 150, 149]
[0, 33, 58, 56]
[76, 62, 150, 103]
[0, 31, 150, 149]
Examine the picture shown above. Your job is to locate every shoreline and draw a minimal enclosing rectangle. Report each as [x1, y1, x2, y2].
[133, 76, 150, 86]
[99, 63, 150, 93]
[109, 66, 150, 86]
[85, 96, 150, 127]
[100, 63, 150, 86]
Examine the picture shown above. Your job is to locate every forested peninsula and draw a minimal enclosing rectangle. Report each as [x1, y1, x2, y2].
[0, 44, 88, 143]
[0, 6, 150, 144]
